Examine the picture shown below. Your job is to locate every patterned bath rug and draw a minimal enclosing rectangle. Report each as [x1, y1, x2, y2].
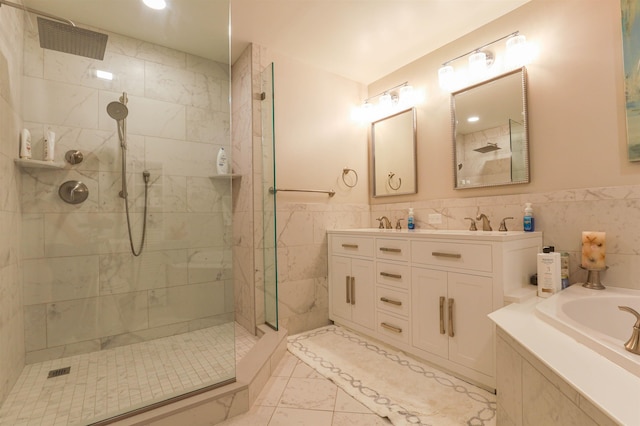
[288, 325, 496, 426]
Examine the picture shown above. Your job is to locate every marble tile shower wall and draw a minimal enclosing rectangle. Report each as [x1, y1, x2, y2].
[19, 15, 232, 364]
[0, 4, 25, 407]
[371, 184, 640, 291]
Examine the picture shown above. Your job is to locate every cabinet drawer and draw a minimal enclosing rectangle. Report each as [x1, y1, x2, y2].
[411, 240, 492, 272]
[331, 235, 374, 257]
[376, 261, 410, 290]
[377, 311, 409, 345]
[376, 238, 409, 261]
[376, 286, 409, 317]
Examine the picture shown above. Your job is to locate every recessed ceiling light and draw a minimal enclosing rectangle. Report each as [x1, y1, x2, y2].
[143, 0, 166, 10]
[467, 116, 480, 123]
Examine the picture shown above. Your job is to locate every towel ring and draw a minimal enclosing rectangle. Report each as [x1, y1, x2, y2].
[342, 167, 358, 188]
[388, 172, 402, 190]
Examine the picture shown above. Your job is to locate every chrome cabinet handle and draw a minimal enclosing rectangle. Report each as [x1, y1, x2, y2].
[342, 243, 358, 249]
[432, 251, 462, 259]
[448, 298, 455, 337]
[380, 272, 402, 279]
[345, 276, 350, 304]
[350, 276, 355, 305]
[380, 297, 402, 306]
[381, 322, 402, 333]
[379, 247, 402, 253]
[439, 296, 445, 335]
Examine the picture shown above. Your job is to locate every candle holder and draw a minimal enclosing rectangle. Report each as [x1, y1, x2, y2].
[579, 265, 608, 290]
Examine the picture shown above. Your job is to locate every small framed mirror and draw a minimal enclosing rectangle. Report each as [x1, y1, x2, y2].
[452, 67, 529, 189]
[371, 108, 417, 197]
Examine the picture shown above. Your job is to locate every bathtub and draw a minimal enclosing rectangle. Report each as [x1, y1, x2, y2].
[535, 284, 640, 378]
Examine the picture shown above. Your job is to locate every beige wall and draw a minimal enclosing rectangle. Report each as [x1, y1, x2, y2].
[369, 0, 631, 204]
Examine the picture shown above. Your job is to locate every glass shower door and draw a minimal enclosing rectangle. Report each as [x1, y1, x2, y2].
[261, 63, 278, 330]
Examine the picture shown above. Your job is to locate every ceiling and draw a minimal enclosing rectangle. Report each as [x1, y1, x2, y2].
[19, 0, 530, 84]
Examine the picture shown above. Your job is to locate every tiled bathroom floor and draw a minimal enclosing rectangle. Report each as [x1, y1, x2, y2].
[217, 351, 392, 426]
[0, 322, 258, 426]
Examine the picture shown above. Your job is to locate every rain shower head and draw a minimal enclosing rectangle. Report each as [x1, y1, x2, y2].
[107, 101, 129, 121]
[473, 143, 501, 153]
[37, 17, 108, 60]
[0, 1, 108, 60]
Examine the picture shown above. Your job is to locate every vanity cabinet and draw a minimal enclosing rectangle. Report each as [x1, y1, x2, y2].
[329, 236, 375, 330]
[327, 229, 542, 391]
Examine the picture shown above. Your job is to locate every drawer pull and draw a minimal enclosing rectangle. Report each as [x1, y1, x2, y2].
[448, 298, 455, 337]
[350, 276, 356, 305]
[381, 322, 402, 333]
[342, 243, 359, 249]
[439, 296, 445, 335]
[380, 272, 402, 279]
[432, 251, 462, 259]
[380, 297, 402, 306]
[379, 247, 402, 253]
[345, 276, 351, 304]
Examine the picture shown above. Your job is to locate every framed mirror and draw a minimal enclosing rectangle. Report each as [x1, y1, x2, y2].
[371, 108, 417, 197]
[452, 67, 529, 189]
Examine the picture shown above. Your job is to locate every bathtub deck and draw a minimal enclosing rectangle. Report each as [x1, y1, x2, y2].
[0, 322, 257, 426]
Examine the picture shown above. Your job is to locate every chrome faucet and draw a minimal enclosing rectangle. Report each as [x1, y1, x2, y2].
[376, 216, 392, 229]
[619, 306, 640, 355]
[475, 212, 492, 231]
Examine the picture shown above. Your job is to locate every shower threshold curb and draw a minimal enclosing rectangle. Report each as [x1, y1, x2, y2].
[101, 327, 288, 425]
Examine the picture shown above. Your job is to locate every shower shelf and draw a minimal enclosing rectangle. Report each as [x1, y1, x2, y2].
[14, 158, 65, 169]
[210, 173, 241, 180]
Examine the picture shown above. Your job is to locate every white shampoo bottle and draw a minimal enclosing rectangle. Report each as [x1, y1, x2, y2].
[216, 147, 229, 175]
[20, 128, 32, 159]
[44, 129, 55, 161]
[537, 246, 561, 298]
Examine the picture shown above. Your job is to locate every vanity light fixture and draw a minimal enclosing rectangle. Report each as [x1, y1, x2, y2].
[356, 81, 416, 122]
[143, 0, 166, 10]
[438, 31, 531, 92]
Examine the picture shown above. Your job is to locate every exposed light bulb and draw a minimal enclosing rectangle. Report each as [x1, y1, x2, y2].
[506, 34, 529, 69]
[469, 51, 488, 79]
[438, 65, 455, 91]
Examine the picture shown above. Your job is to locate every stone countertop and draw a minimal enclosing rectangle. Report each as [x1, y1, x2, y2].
[489, 297, 640, 425]
[328, 228, 543, 242]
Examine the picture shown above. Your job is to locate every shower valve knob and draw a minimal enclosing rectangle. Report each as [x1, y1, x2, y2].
[65, 150, 83, 165]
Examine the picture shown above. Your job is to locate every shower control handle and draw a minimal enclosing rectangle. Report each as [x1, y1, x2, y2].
[59, 181, 89, 204]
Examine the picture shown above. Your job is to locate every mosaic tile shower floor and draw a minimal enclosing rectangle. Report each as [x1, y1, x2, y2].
[0, 322, 257, 426]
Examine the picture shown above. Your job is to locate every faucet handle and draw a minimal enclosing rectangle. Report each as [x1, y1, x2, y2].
[396, 218, 404, 229]
[619, 306, 640, 355]
[376, 217, 384, 229]
[464, 217, 477, 231]
[499, 217, 514, 232]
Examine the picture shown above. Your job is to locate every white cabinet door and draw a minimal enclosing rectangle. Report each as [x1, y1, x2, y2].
[411, 267, 448, 359]
[447, 272, 494, 376]
[330, 256, 374, 330]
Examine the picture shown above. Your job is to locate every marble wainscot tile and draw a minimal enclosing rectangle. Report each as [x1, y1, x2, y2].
[46, 292, 149, 347]
[98, 92, 186, 141]
[23, 77, 99, 128]
[277, 210, 315, 247]
[148, 282, 226, 328]
[24, 304, 47, 352]
[280, 243, 328, 282]
[23, 256, 100, 305]
[99, 249, 188, 295]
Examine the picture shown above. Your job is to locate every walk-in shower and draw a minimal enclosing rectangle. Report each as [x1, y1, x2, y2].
[107, 92, 150, 257]
[0, 1, 242, 424]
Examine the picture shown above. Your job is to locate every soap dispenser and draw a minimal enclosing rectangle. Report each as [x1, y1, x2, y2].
[408, 208, 415, 230]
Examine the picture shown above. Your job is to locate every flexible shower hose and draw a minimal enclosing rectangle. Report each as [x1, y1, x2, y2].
[120, 143, 150, 257]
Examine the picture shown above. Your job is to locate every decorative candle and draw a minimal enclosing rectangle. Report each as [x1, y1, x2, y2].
[581, 231, 606, 269]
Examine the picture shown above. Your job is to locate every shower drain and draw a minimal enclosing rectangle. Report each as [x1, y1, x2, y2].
[47, 366, 71, 378]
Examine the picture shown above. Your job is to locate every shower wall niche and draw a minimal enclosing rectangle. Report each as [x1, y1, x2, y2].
[19, 15, 232, 363]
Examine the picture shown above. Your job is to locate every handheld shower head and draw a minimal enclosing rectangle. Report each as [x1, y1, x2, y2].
[107, 101, 128, 121]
